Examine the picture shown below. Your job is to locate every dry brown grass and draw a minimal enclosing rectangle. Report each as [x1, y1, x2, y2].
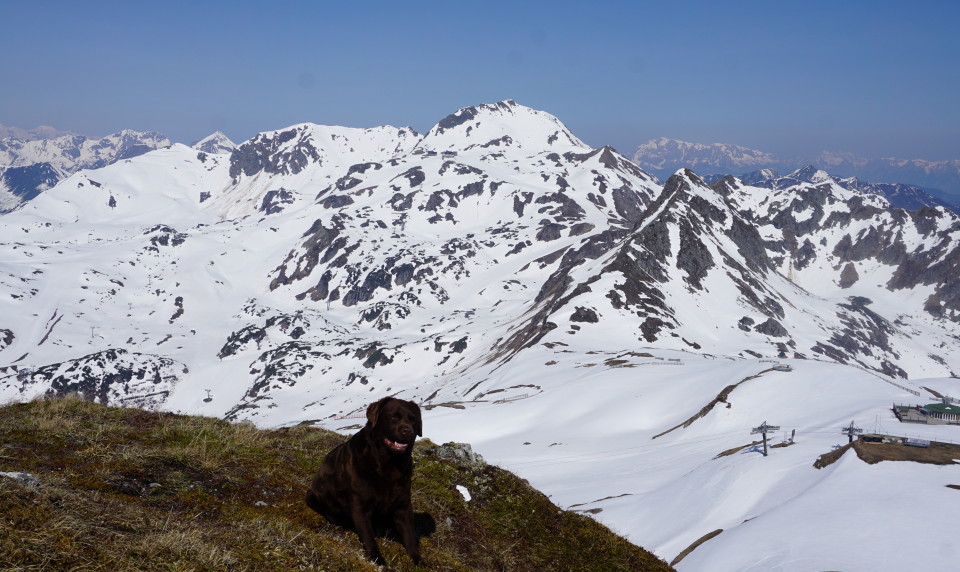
[654, 370, 772, 440]
[814, 439, 960, 469]
[670, 529, 723, 566]
[851, 440, 960, 465]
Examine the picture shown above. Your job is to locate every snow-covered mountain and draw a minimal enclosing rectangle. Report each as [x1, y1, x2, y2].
[0, 129, 171, 212]
[816, 150, 960, 197]
[2, 101, 960, 571]
[0, 163, 66, 212]
[0, 123, 75, 140]
[634, 137, 960, 199]
[0, 130, 171, 171]
[191, 131, 236, 155]
[730, 165, 960, 214]
[632, 137, 778, 180]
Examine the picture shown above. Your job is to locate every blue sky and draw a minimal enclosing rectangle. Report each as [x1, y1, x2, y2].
[2, 0, 957, 160]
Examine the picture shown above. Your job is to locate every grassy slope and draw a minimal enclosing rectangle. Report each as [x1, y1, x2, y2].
[0, 397, 674, 571]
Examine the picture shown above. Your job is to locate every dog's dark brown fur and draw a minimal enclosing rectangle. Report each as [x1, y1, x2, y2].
[305, 397, 424, 566]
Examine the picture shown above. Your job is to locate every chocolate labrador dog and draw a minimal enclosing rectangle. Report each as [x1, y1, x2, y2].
[305, 397, 424, 566]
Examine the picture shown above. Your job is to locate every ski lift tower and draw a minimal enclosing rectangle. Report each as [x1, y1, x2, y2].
[751, 421, 780, 457]
[842, 420, 863, 444]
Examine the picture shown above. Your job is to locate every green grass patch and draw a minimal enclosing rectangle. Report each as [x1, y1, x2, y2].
[0, 396, 673, 571]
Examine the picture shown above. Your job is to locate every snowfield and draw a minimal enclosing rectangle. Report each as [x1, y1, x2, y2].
[419, 349, 960, 571]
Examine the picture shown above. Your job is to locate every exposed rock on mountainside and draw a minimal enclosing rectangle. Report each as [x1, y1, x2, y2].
[739, 166, 959, 214]
[0, 100, 958, 422]
[1, 349, 184, 410]
[228, 124, 420, 183]
[714, 171, 960, 322]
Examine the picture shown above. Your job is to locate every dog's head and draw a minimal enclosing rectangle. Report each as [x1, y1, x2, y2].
[366, 397, 422, 454]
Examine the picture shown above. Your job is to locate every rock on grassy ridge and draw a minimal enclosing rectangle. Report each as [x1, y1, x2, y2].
[0, 397, 673, 571]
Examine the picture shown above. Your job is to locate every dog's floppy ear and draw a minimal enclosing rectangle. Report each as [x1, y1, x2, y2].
[413, 403, 423, 437]
[366, 397, 388, 428]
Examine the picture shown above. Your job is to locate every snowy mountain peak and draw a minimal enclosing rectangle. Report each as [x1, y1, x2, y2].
[788, 165, 833, 184]
[0, 129, 171, 171]
[423, 100, 588, 154]
[191, 131, 237, 154]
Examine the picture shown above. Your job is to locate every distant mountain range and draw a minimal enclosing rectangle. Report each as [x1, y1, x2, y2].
[0, 129, 172, 171]
[633, 137, 960, 203]
[0, 124, 76, 140]
[0, 129, 236, 213]
[705, 166, 960, 215]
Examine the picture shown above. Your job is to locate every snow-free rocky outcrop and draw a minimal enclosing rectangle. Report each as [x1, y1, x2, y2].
[0, 100, 958, 422]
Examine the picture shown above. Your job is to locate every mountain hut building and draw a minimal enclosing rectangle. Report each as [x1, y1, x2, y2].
[893, 400, 960, 425]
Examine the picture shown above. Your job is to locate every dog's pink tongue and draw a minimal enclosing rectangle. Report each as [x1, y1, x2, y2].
[384, 438, 408, 451]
